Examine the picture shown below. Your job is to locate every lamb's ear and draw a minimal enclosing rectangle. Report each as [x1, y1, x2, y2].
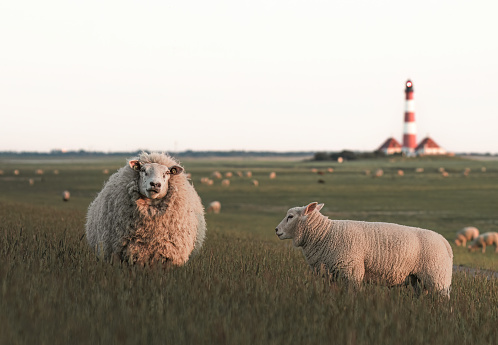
[129, 160, 141, 171]
[169, 165, 183, 175]
[304, 202, 319, 215]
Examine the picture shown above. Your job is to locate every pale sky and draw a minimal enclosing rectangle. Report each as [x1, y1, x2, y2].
[1, 1, 497, 153]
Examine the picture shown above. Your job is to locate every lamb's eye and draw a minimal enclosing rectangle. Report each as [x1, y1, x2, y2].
[287, 215, 294, 221]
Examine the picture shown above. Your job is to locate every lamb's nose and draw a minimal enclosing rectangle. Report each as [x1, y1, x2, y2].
[150, 182, 161, 187]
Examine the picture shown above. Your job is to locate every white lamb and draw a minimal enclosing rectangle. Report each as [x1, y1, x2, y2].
[62, 190, 70, 202]
[467, 232, 498, 253]
[454, 226, 479, 247]
[85, 152, 206, 266]
[206, 201, 221, 214]
[275, 202, 453, 298]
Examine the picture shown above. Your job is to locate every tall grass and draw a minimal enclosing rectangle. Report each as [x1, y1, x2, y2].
[1, 156, 497, 344]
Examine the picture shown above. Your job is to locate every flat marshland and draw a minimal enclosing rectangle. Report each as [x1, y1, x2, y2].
[0, 155, 497, 344]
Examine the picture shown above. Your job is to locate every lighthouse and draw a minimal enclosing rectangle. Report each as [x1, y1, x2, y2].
[402, 80, 416, 155]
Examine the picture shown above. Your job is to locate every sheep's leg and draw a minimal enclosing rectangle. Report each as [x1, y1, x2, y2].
[343, 262, 365, 289]
[408, 275, 423, 297]
[482, 243, 486, 253]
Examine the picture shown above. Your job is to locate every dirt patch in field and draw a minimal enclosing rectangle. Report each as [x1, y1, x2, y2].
[453, 265, 498, 279]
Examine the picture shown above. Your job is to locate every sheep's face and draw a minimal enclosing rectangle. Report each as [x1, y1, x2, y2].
[129, 160, 183, 200]
[275, 207, 302, 240]
[275, 202, 324, 240]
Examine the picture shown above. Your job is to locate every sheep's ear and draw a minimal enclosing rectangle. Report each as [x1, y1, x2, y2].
[316, 203, 324, 212]
[304, 202, 319, 215]
[129, 160, 141, 171]
[169, 165, 183, 175]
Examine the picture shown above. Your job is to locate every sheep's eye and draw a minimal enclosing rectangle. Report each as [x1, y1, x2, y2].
[287, 215, 294, 221]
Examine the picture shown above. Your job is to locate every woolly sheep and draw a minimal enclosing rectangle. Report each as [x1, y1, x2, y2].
[245, 171, 252, 178]
[468, 232, 498, 253]
[252, 179, 259, 187]
[225, 172, 233, 178]
[85, 152, 206, 266]
[454, 226, 479, 247]
[374, 169, 383, 178]
[206, 201, 221, 214]
[221, 179, 230, 187]
[211, 171, 222, 179]
[62, 190, 70, 202]
[269, 172, 276, 179]
[275, 202, 453, 298]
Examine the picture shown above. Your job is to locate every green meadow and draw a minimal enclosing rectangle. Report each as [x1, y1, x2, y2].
[0, 154, 497, 344]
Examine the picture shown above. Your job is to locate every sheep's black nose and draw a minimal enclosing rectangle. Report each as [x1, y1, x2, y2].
[150, 182, 161, 187]
[275, 228, 278, 232]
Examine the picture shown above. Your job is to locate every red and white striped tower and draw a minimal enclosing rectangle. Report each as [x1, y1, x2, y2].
[402, 79, 416, 155]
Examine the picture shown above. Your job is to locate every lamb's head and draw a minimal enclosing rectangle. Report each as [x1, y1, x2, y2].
[275, 202, 324, 240]
[129, 160, 183, 200]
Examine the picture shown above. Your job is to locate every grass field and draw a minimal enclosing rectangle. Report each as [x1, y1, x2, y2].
[1, 154, 497, 344]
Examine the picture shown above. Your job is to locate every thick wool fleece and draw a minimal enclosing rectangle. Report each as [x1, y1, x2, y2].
[85, 152, 206, 266]
[294, 208, 453, 297]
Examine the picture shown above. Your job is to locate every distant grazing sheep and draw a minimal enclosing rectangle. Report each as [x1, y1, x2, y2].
[35, 169, 44, 175]
[53, 170, 59, 175]
[374, 169, 384, 178]
[327, 168, 334, 173]
[441, 171, 449, 177]
[62, 190, 70, 202]
[252, 179, 259, 187]
[455, 227, 479, 247]
[269, 172, 276, 179]
[0, 170, 3, 175]
[221, 179, 230, 187]
[225, 172, 233, 178]
[29, 178, 35, 186]
[397, 170, 404, 176]
[481, 167, 487, 173]
[468, 232, 498, 253]
[245, 171, 252, 178]
[206, 201, 221, 214]
[85, 152, 206, 266]
[211, 171, 222, 179]
[275, 202, 453, 298]
[103, 169, 109, 174]
[13, 170, 20, 175]
[415, 168, 424, 173]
